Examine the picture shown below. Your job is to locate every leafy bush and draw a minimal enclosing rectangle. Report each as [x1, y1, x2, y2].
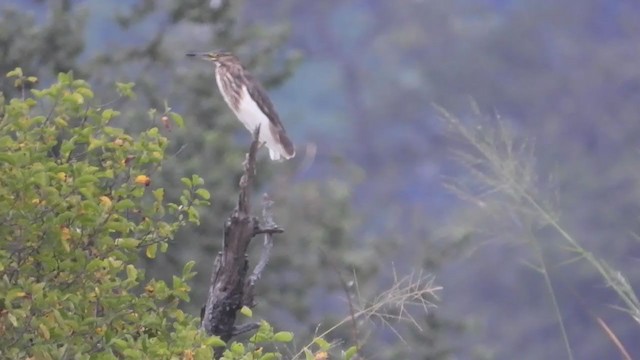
[0, 69, 226, 359]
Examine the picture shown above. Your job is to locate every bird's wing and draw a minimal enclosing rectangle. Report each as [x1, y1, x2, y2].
[244, 73, 295, 157]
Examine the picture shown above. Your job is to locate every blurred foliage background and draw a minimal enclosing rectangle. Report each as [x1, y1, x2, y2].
[2, 0, 640, 359]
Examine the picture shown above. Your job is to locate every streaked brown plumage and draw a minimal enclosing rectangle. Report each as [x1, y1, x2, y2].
[186, 51, 295, 161]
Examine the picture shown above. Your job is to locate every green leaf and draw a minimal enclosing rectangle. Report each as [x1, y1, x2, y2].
[146, 244, 157, 259]
[114, 199, 135, 211]
[0, 153, 16, 165]
[180, 177, 192, 188]
[75, 175, 98, 186]
[230, 342, 245, 355]
[7, 313, 18, 327]
[126, 264, 138, 281]
[110, 338, 128, 351]
[204, 336, 226, 348]
[70, 92, 84, 105]
[102, 109, 119, 121]
[344, 346, 358, 360]
[313, 337, 331, 351]
[6, 67, 23, 78]
[38, 323, 51, 340]
[304, 349, 315, 360]
[192, 174, 204, 186]
[195, 188, 210, 200]
[76, 87, 94, 100]
[240, 306, 253, 318]
[115, 82, 135, 98]
[123, 349, 143, 359]
[153, 188, 165, 202]
[6, 289, 27, 302]
[115, 238, 140, 249]
[182, 260, 196, 277]
[194, 347, 213, 360]
[259, 354, 278, 360]
[273, 331, 294, 343]
[57, 72, 72, 84]
[169, 112, 185, 128]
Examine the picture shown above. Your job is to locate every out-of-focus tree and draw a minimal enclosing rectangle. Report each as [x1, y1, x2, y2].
[262, 0, 640, 358]
[0, 1, 85, 95]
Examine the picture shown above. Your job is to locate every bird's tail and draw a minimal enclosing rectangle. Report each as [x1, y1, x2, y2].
[269, 125, 295, 161]
[268, 142, 295, 161]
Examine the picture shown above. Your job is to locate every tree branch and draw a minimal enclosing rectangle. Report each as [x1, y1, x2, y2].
[243, 194, 279, 307]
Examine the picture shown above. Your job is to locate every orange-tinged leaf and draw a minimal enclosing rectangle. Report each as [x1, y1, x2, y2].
[182, 350, 194, 360]
[314, 351, 328, 360]
[31, 198, 46, 206]
[99, 196, 112, 208]
[95, 325, 106, 335]
[144, 284, 155, 296]
[60, 227, 71, 252]
[135, 175, 151, 186]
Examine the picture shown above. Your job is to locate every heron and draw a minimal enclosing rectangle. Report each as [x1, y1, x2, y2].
[187, 51, 295, 161]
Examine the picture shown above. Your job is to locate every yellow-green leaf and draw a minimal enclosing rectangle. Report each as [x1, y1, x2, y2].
[273, 331, 294, 343]
[230, 342, 245, 355]
[115, 237, 139, 249]
[169, 112, 185, 128]
[126, 264, 138, 281]
[70, 92, 84, 105]
[344, 346, 358, 360]
[194, 347, 213, 360]
[195, 188, 210, 200]
[0, 153, 16, 165]
[7, 68, 23, 78]
[7, 313, 18, 327]
[76, 87, 94, 100]
[146, 243, 157, 259]
[313, 337, 331, 350]
[240, 306, 253, 318]
[204, 336, 226, 348]
[304, 349, 315, 360]
[115, 82, 135, 98]
[153, 188, 164, 202]
[38, 323, 50, 340]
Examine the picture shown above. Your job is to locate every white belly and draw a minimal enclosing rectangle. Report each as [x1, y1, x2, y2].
[233, 87, 284, 160]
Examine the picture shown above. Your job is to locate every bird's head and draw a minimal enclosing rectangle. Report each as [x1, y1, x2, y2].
[186, 51, 237, 64]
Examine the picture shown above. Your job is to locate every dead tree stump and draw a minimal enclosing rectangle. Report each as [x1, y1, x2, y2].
[200, 127, 283, 343]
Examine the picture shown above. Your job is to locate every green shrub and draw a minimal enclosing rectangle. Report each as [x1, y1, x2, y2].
[0, 68, 223, 359]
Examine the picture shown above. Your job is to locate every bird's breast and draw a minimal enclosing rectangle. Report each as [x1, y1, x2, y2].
[234, 86, 271, 134]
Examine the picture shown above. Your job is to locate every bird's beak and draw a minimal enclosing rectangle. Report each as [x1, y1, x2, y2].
[186, 52, 209, 59]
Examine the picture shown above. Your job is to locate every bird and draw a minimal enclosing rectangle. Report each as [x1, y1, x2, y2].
[186, 51, 295, 161]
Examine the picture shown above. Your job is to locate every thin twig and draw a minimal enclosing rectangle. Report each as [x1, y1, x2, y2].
[321, 250, 360, 355]
[244, 193, 281, 307]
